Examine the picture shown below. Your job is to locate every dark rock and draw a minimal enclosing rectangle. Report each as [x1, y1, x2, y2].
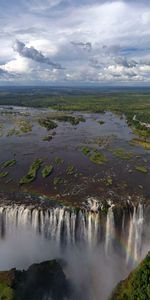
[0, 260, 71, 300]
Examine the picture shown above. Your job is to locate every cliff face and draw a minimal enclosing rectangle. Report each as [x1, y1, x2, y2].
[110, 252, 150, 300]
[0, 260, 70, 300]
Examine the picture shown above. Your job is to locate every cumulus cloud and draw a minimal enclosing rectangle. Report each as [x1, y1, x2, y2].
[13, 40, 63, 69]
[107, 65, 137, 78]
[0, 67, 18, 79]
[1, 56, 29, 74]
[115, 57, 138, 68]
[1, 0, 150, 84]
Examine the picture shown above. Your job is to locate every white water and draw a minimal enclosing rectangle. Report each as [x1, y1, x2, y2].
[105, 206, 115, 255]
[0, 203, 148, 300]
[126, 204, 144, 265]
[0, 203, 145, 264]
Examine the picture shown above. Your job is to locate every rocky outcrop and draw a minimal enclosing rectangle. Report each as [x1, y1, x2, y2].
[0, 260, 71, 300]
[110, 252, 150, 300]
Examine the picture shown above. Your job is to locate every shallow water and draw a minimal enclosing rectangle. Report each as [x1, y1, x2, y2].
[0, 106, 149, 202]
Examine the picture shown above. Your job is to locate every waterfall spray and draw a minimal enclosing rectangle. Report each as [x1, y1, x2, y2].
[0, 203, 145, 265]
[105, 206, 115, 255]
[126, 204, 144, 265]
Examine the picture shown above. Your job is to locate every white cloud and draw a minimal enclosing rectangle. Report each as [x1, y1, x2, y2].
[28, 39, 58, 56]
[1, 0, 150, 83]
[2, 56, 29, 73]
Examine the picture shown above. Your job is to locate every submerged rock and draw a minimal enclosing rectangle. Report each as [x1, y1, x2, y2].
[110, 252, 150, 300]
[0, 260, 71, 300]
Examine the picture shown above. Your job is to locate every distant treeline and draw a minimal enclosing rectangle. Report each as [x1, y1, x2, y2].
[0, 89, 150, 116]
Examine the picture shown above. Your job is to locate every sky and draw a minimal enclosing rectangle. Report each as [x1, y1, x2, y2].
[0, 0, 150, 85]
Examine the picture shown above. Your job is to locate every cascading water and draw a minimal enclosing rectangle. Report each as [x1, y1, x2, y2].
[0, 202, 145, 265]
[126, 204, 144, 265]
[105, 205, 115, 255]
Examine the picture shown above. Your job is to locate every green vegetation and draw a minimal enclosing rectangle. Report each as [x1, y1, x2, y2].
[42, 165, 53, 178]
[0, 109, 29, 117]
[130, 139, 150, 150]
[101, 202, 109, 214]
[42, 135, 52, 141]
[113, 148, 133, 160]
[38, 118, 57, 130]
[127, 112, 150, 139]
[0, 124, 3, 137]
[88, 135, 116, 148]
[18, 120, 32, 133]
[134, 113, 150, 123]
[133, 127, 150, 139]
[82, 146, 91, 156]
[5, 118, 32, 137]
[0, 283, 14, 300]
[3, 160, 16, 168]
[1, 89, 150, 140]
[0, 172, 8, 178]
[66, 164, 75, 175]
[82, 147, 108, 164]
[53, 177, 63, 185]
[0, 89, 148, 114]
[6, 128, 20, 136]
[54, 157, 64, 165]
[110, 252, 150, 300]
[20, 159, 42, 184]
[53, 115, 85, 125]
[89, 151, 108, 164]
[105, 177, 113, 186]
[135, 165, 148, 173]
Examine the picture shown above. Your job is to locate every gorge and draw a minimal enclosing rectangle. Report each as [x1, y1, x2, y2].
[0, 196, 149, 299]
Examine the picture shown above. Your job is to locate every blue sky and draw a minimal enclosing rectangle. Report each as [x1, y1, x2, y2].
[1, 0, 150, 85]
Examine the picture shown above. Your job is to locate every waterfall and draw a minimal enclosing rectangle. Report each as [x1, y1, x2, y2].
[0, 205, 101, 246]
[105, 206, 115, 255]
[134, 204, 144, 261]
[86, 198, 100, 212]
[126, 204, 144, 265]
[0, 203, 145, 264]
